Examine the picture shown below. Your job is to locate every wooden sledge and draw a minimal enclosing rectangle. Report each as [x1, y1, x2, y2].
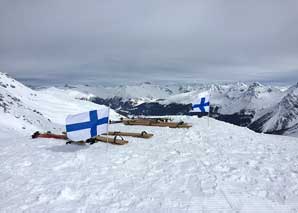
[93, 136, 128, 145]
[103, 131, 153, 139]
[140, 117, 172, 123]
[32, 131, 128, 145]
[123, 119, 192, 128]
[109, 117, 172, 125]
[31, 131, 67, 140]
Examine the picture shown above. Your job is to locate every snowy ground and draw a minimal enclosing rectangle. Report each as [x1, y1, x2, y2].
[1, 117, 298, 212]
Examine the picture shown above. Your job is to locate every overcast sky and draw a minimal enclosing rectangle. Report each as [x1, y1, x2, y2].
[1, 0, 298, 85]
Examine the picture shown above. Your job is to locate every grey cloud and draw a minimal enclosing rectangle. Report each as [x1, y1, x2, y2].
[1, 0, 298, 85]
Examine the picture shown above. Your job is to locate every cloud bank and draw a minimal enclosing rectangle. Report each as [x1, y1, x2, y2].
[1, 0, 298, 84]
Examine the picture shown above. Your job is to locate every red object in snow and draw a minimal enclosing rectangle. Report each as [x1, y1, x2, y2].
[32, 131, 67, 140]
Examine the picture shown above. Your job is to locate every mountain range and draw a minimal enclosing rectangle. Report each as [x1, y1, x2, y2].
[53, 80, 298, 137]
[1, 72, 297, 137]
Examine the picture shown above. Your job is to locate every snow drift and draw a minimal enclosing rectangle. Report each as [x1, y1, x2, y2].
[1, 116, 298, 212]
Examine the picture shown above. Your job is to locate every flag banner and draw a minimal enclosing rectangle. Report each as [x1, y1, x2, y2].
[66, 107, 109, 141]
[191, 92, 210, 113]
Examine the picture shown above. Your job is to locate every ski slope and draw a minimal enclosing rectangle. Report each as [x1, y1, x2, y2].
[1, 117, 298, 212]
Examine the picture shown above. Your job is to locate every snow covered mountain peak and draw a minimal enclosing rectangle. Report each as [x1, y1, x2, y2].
[245, 82, 266, 98]
[0, 72, 121, 133]
[287, 82, 298, 95]
[250, 82, 263, 87]
[250, 82, 298, 134]
[208, 83, 223, 93]
[0, 72, 53, 132]
[278, 84, 298, 117]
[0, 72, 34, 96]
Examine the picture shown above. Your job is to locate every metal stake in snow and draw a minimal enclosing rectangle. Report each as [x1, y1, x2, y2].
[208, 89, 211, 128]
[107, 104, 112, 144]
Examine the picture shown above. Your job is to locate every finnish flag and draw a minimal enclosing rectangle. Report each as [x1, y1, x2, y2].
[191, 92, 210, 113]
[66, 107, 109, 141]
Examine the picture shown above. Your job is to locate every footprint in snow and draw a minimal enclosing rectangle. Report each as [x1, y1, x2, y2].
[58, 187, 82, 201]
[200, 175, 218, 195]
[17, 161, 32, 167]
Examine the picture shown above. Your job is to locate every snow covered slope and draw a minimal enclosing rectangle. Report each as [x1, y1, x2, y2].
[0, 72, 121, 133]
[251, 83, 298, 135]
[1, 117, 298, 212]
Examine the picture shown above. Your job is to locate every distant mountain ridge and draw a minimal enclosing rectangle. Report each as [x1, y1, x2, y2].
[44, 80, 298, 137]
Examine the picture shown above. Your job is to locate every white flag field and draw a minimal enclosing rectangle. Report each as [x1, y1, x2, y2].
[191, 91, 210, 113]
[66, 107, 110, 141]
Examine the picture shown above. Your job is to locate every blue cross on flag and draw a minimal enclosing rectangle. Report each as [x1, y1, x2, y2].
[191, 92, 210, 113]
[66, 107, 109, 141]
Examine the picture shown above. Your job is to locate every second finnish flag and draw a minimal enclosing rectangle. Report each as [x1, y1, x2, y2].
[191, 92, 210, 113]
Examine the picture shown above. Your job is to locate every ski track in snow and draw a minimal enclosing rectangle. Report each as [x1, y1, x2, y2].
[1, 117, 298, 212]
